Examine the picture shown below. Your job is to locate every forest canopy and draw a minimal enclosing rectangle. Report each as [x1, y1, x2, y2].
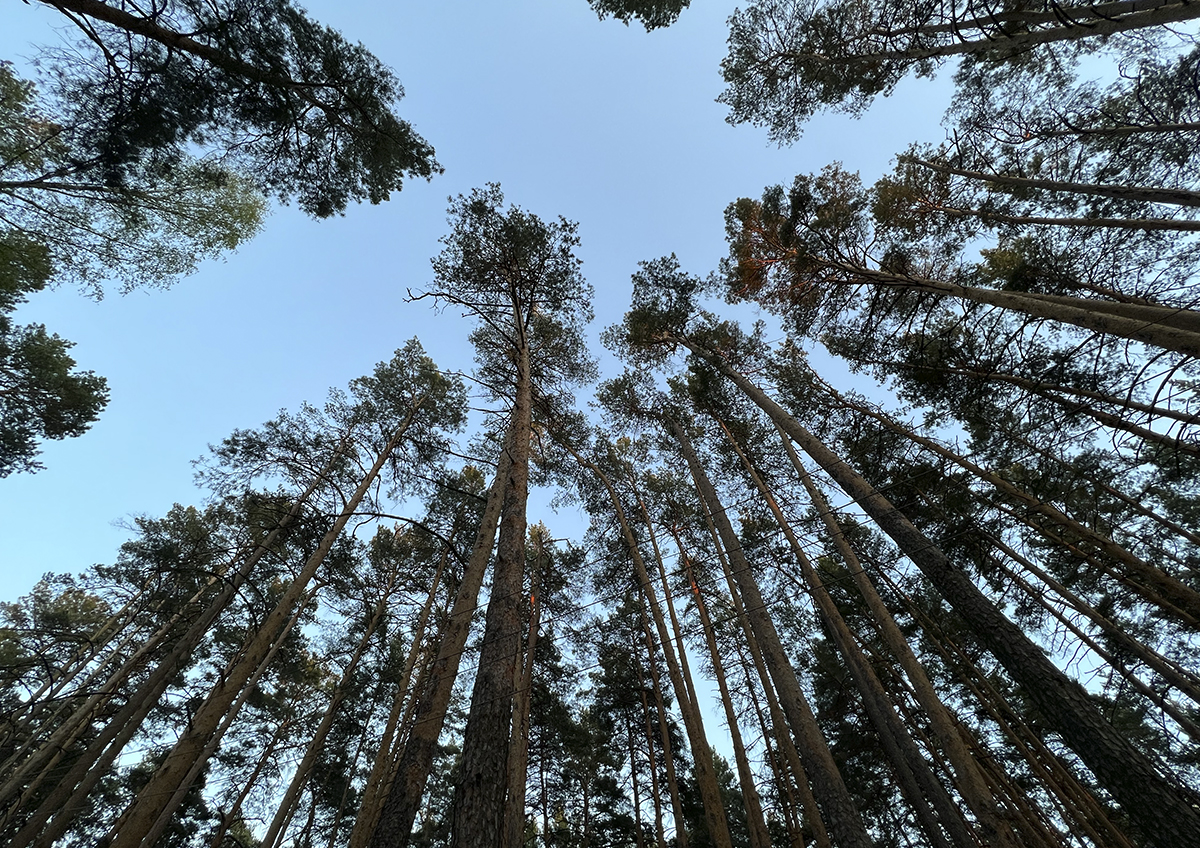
[2, 3, 1200, 848]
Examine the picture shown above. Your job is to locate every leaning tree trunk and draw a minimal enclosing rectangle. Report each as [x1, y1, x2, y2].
[638, 601, 690, 848]
[0, 443, 346, 825]
[773, 421, 1025, 848]
[823, 382, 1200, 626]
[368, 440, 512, 848]
[666, 530, 771, 848]
[691, 481, 832, 848]
[679, 335, 1200, 846]
[105, 418, 418, 848]
[826, 260, 1200, 357]
[350, 541, 452, 848]
[260, 582, 395, 848]
[664, 418, 873, 848]
[718, 419, 976, 848]
[567, 444, 732, 848]
[635, 656, 669, 848]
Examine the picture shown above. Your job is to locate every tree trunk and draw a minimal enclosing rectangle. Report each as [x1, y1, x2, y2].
[368, 442, 512, 848]
[636, 665, 669, 848]
[682, 334, 1200, 846]
[568, 443, 732, 848]
[909, 157, 1200, 209]
[828, 261, 1200, 356]
[350, 544, 451, 848]
[720, 420, 976, 848]
[667, 530, 772, 848]
[775, 422, 1040, 848]
[451, 337, 533, 848]
[503, 537, 546, 848]
[665, 419, 873, 848]
[638, 602, 690, 848]
[261, 586, 394, 848]
[103, 419, 415, 848]
[0, 443, 345, 821]
[825, 384, 1200, 626]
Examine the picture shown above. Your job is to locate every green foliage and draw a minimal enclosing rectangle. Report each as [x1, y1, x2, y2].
[428, 184, 597, 408]
[587, 0, 691, 30]
[0, 229, 108, 476]
[718, 0, 1190, 141]
[34, 0, 439, 220]
[0, 63, 267, 296]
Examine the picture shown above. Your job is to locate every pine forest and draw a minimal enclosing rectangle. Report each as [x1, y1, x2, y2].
[3, 2, 1200, 847]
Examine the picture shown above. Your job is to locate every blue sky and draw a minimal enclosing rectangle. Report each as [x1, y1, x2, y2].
[0, 1, 952, 597]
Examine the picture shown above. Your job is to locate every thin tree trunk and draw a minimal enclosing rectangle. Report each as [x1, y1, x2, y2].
[0, 446, 343, 819]
[700, 502, 831, 848]
[739, 640, 805, 848]
[827, 261, 1200, 356]
[103, 418, 417, 848]
[349, 544, 451, 848]
[208, 715, 293, 848]
[504, 538, 546, 848]
[880, 358, 1200, 429]
[636, 669, 668, 848]
[667, 530, 771, 848]
[908, 156, 1200, 209]
[629, 718, 647, 848]
[982, 529, 1200, 705]
[774, 421, 1026, 848]
[261, 584, 394, 848]
[720, 420, 975, 848]
[638, 601, 690, 848]
[137, 585, 316, 848]
[580, 447, 733, 848]
[908, 200, 1200, 232]
[665, 419, 873, 848]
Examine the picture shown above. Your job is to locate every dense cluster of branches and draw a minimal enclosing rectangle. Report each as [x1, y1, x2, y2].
[4, 2, 1200, 848]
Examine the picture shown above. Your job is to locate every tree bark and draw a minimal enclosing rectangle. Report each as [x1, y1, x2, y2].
[105, 419, 416, 848]
[638, 601, 690, 848]
[665, 419, 873, 848]
[350, 543, 451, 848]
[666, 529, 772, 848]
[825, 260, 1200, 356]
[567, 443, 732, 848]
[774, 422, 1022, 848]
[368, 442, 511, 848]
[909, 157, 1200, 209]
[720, 420, 975, 848]
[261, 585, 394, 848]
[451, 336, 533, 848]
[679, 336, 1200, 846]
[503, 537, 546, 848]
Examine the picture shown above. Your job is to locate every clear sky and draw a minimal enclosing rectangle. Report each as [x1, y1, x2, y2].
[0, 1, 952, 598]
